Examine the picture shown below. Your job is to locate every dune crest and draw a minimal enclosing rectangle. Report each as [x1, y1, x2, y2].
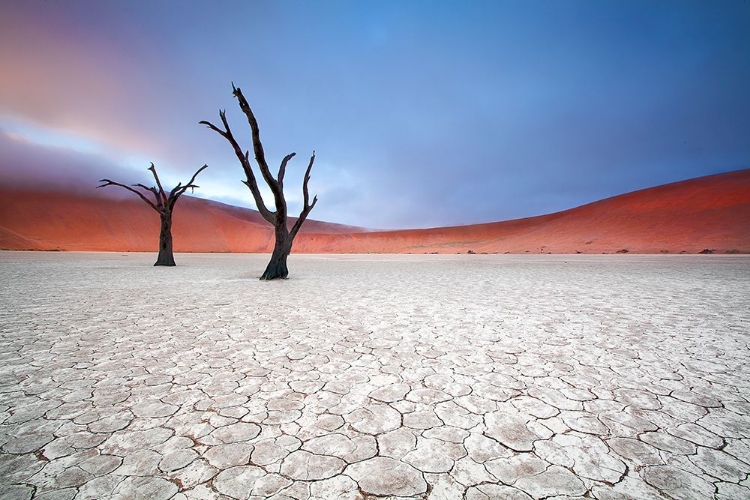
[1, 170, 748, 254]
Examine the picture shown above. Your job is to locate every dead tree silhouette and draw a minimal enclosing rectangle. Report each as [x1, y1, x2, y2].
[201, 84, 318, 280]
[98, 163, 208, 266]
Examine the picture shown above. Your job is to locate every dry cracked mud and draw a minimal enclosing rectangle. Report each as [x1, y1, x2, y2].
[1, 252, 749, 499]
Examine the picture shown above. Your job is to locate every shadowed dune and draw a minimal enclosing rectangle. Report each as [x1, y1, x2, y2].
[1, 169, 748, 254]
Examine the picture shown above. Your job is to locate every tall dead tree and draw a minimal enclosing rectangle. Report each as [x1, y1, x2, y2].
[98, 163, 208, 266]
[200, 84, 318, 280]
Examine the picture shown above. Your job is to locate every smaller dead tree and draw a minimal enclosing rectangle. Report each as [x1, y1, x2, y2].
[200, 84, 318, 280]
[98, 163, 208, 266]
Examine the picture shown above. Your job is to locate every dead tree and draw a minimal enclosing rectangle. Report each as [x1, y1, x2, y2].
[98, 163, 208, 266]
[200, 84, 318, 280]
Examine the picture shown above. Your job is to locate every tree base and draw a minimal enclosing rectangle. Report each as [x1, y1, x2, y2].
[260, 252, 289, 280]
[154, 251, 176, 267]
[260, 267, 288, 280]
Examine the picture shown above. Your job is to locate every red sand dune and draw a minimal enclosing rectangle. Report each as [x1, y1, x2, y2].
[1, 169, 748, 254]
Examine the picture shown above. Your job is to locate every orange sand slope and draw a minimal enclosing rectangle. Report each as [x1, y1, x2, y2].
[1, 169, 748, 254]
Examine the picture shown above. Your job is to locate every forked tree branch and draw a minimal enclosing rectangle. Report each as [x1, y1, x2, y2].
[97, 179, 160, 212]
[231, 84, 278, 192]
[133, 183, 162, 206]
[148, 163, 168, 206]
[200, 112, 275, 223]
[168, 164, 209, 210]
[98, 164, 208, 214]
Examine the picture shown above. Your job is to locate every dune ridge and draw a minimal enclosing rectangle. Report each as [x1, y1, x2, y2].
[1, 169, 748, 254]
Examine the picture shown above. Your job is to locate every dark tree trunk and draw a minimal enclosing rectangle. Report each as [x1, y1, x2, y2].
[261, 222, 291, 280]
[261, 242, 291, 280]
[155, 214, 175, 266]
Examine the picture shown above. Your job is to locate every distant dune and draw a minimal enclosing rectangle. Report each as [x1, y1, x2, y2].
[1, 169, 748, 254]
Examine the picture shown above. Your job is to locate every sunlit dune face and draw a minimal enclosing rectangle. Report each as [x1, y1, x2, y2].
[1, 170, 748, 254]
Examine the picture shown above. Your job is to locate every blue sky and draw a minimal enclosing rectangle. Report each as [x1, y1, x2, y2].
[1, 0, 748, 229]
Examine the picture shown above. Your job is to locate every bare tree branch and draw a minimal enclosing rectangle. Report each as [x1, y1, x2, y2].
[290, 151, 318, 240]
[148, 163, 168, 206]
[97, 179, 159, 212]
[198, 115, 229, 139]
[231, 85, 279, 192]
[168, 164, 208, 210]
[201, 112, 275, 223]
[278, 152, 296, 189]
[303, 151, 317, 210]
[133, 183, 162, 206]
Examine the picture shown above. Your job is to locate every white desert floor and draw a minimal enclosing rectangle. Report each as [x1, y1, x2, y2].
[0, 252, 749, 500]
